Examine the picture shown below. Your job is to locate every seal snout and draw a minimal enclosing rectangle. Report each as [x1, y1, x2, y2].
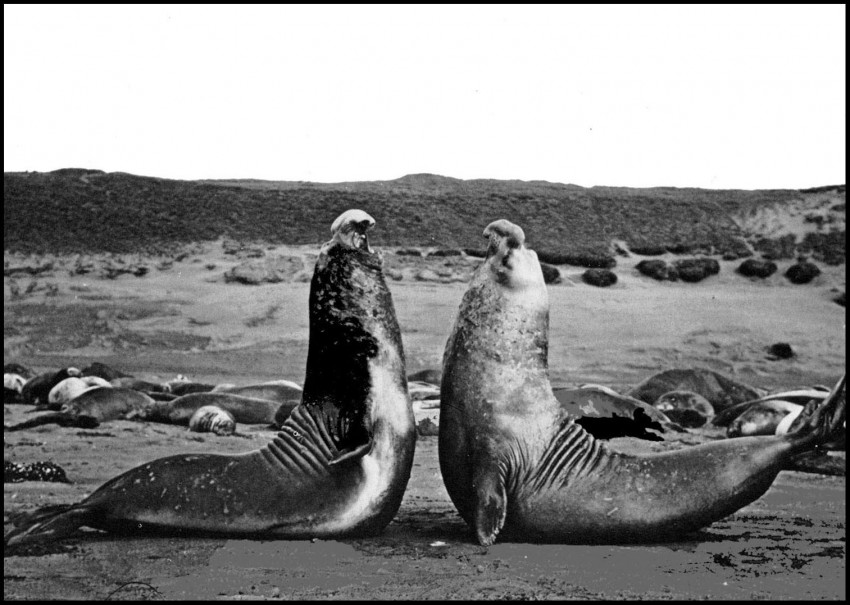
[331, 209, 376, 252]
[483, 220, 526, 251]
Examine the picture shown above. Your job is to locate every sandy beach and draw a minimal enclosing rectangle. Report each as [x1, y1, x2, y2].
[4, 243, 846, 600]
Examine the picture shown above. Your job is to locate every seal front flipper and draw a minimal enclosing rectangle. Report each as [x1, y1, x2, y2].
[329, 439, 374, 467]
[472, 462, 508, 546]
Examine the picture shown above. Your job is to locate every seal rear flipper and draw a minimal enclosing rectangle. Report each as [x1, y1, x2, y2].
[4, 413, 100, 432]
[787, 374, 845, 452]
[472, 466, 508, 546]
[4, 503, 95, 547]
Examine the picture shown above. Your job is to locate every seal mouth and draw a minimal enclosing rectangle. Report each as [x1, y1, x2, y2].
[331, 209, 376, 253]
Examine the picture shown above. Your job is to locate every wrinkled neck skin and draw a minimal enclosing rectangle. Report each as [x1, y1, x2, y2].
[302, 242, 415, 466]
[442, 242, 557, 421]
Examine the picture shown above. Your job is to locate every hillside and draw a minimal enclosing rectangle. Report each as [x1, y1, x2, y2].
[3, 169, 845, 263]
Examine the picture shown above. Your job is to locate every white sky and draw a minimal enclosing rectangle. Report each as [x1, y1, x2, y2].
[4, 4, 846, 189]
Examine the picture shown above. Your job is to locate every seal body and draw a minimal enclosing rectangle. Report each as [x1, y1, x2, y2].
[628, 368, 764, 414]
[727, 402, 802, 437]
[439, 219, 846, 545]
[5, 209, 416, 545]
[141, 392, 288, 426]
[212, 383, 303, 407]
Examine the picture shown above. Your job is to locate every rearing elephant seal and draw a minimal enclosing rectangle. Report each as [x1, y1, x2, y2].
[439, 218, 846, 546]
[5, 209, 416, 546]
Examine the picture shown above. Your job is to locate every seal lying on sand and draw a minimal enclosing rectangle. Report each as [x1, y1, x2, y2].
[726, 401, 803, 437]
[5, 387, 155, 432]
[439, 218, 846, 545]
[5, 209, 416, 546]
[627, 368, 764, 414]
[212, 383, 302, 407]
[20, 367, 83, 406]
[139, 392, 291, 426]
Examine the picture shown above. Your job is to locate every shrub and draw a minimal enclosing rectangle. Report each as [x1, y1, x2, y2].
[784, 261, 821, 284]
[737, 259, 777, 279]
[582, 268, 617, 287]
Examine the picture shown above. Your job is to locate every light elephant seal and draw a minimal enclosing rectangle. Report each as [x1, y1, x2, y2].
[189, 405, 237, 436]
[139, 392, 292, 426]
[5, 209, 416, 546]
[438, 218, 846, 545]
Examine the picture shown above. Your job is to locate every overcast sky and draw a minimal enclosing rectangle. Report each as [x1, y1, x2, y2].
[4, 4, 846, 189]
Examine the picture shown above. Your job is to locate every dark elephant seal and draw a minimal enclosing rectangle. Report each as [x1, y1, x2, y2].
[438, 218, 846, 545]
[168, 381, 217, 396]
[653, 390, 715, 428]
[21, 367, 82, 406]
[189, 406, 237, 436]
[139, 392, 290, 426]
[5, 209, 416, 546]
[627, 368, 764, 414]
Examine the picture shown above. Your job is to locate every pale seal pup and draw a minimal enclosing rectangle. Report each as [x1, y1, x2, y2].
[438, 218, 846, 545]
[48, 376, 112, 407]
[5, 209, 416, 545]
[189, 405, 237, 436]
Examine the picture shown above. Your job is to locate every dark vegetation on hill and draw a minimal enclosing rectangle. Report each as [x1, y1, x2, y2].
[4, 170, 845, 265]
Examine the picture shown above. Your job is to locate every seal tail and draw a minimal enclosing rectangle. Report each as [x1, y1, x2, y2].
[4, 503, 95, 547]
[786, 374, 845, 453]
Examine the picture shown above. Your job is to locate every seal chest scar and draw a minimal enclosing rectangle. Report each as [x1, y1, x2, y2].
[438, 217, 846, 546]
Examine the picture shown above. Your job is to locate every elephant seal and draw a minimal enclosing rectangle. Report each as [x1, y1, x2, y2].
[110, 377, 171, 393]
[139, 392, 290, 426]
[4, 373, 26, 403]
[726, 400, 803, 437]
[189, 405, 237, 436]
[168, 381, 217, 396]
[711, 389, 827, 427]
[4, 363, 35, 380]
[5, 209, 416, 546]
[627, 368, 764, 414]
[438, 218, 846, 545]
[653, 390, 715, 428]
[21, 367, 82, 406]
[80, 362, 132, 382]
[212, 383, 303, 406]
[48, 376, 112, 407]
[5, 387, 155, 432]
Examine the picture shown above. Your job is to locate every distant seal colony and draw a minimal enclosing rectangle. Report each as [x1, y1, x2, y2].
[438, 218, 846, 545]
[5, 210, 416, 546]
